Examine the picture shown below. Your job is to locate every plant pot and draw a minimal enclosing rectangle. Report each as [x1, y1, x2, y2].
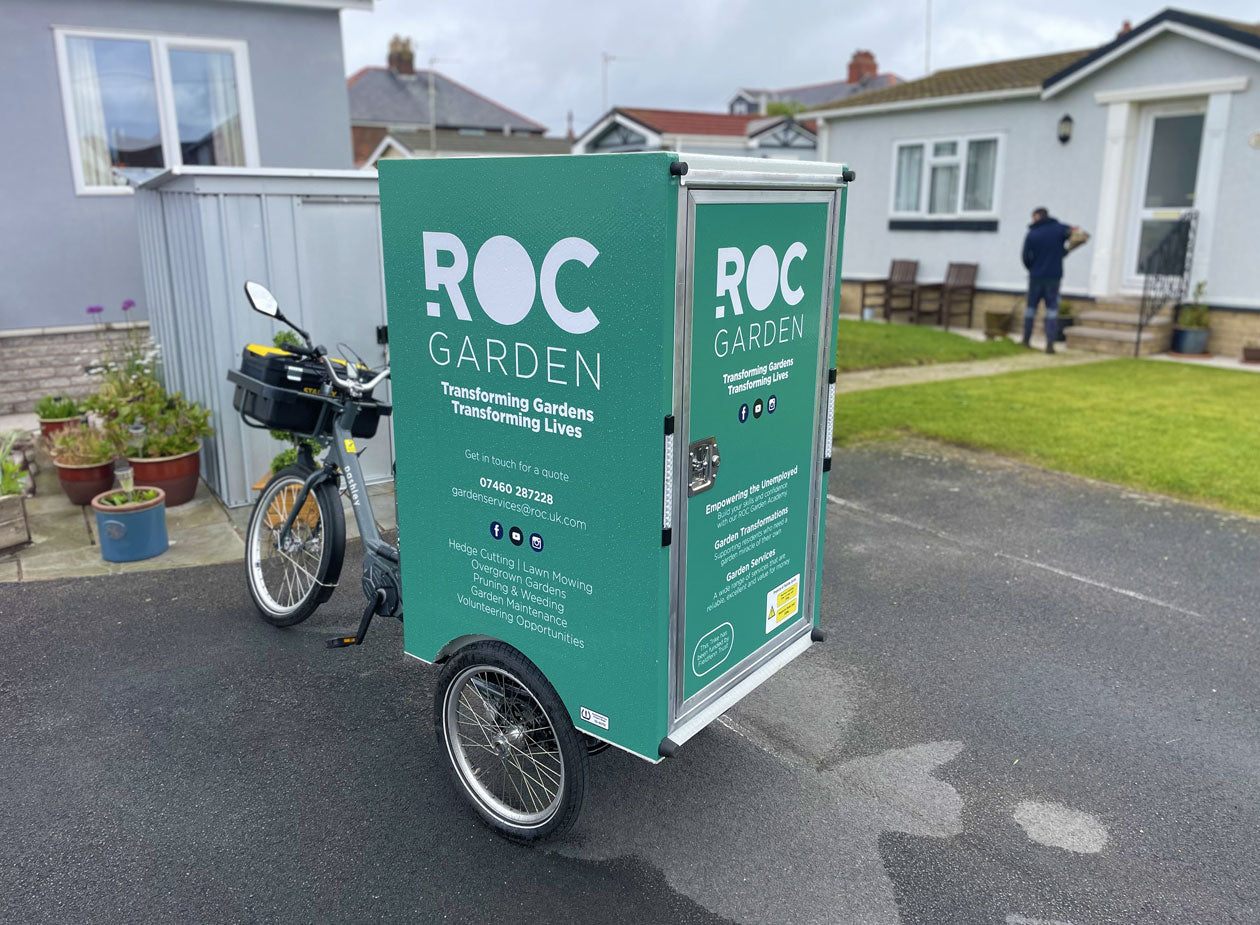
[1057, 316, 1075, 342]
[0, 494, 31, 552]
[983, 311, 1012, 340]
[1170, 327, 1210, 357]
[90, 487, 168, 562]
[54, 459, 116, 506]
[860, 306, 875, 321]
[127, 445, 201, 507]
[39, 415, 81, 441]
[1242, 346, 1260, 365]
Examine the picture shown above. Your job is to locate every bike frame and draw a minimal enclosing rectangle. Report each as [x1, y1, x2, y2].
[278, 393, 402, 621]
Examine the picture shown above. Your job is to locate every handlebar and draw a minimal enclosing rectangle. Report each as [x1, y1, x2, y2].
[321, 354, 390, 398]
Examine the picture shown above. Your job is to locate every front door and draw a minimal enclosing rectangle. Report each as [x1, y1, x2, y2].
[1124, 102, 1205, 288]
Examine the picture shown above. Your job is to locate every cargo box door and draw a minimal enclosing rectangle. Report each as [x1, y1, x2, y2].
[674, 189, 835, 721]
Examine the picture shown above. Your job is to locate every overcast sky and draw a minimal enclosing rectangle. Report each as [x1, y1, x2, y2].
[341, 2, 1258, 137]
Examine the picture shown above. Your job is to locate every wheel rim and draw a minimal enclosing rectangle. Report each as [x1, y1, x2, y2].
[444, 665, 565, 828]
[247, 477, 324, 616]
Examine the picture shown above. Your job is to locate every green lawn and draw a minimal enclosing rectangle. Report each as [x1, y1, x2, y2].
[835, 358, 1260, 515]
[835, 319, 1024, 372]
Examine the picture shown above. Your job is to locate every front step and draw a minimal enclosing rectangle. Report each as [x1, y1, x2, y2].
[1064, 324, 1170, 357]
[1076, 310, 1171, 333]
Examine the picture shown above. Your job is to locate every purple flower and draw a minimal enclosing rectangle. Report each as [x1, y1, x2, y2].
[86, 305, 104, 315]
[121, 299, 135, 312]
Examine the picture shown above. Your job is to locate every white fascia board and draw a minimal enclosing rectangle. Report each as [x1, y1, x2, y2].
[1043, 22, 1260, 100]
[1093, 76, 1250, 104]
[361, 134, 411, 167]
[218, 0, 374, 10]
[801, 86, 1039, 122]
[572, 112, 661, 154]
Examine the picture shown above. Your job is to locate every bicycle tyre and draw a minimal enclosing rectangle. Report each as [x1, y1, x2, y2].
[435, 641, 588, 843]
[245, 464, 345, 627]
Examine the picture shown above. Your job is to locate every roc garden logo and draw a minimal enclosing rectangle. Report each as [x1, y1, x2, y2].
[422, 232, 600, 334]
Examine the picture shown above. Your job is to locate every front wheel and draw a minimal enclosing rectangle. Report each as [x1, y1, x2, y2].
[245, 465, 345, 626]
[435, 642, 588, 842]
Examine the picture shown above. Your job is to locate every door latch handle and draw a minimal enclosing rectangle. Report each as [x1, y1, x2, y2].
[688, 436, 720, 496]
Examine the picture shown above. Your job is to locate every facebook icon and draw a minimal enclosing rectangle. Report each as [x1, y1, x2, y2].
[490, 521, 504, 540]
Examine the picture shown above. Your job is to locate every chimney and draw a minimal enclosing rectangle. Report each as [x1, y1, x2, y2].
[388, 35, 415, 75]
[566, 110, 575, 143]
[847, 50, 878, 84]
[1117, 19, 1132, 37]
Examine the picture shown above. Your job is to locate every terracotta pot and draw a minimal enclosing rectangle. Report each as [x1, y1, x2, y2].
[1242, 346, 1260, 365]
[126, 445, 201, 506]
[55, 460, 116, 506]
[39, 416, 82, 441]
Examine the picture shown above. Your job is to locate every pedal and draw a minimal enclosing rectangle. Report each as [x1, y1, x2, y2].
[324, 588, 386, 650]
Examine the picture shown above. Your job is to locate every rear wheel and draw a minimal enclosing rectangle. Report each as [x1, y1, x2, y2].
[435, 642, 587, 842]
[245, 465, 345, 626]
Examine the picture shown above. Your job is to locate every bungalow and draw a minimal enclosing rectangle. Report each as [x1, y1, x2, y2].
[575, 51, 898, 160]
[0, 0, 369, 413]
[348, 37, 569, 166]
[803, 8, 1260, 358]
[571, 107, 817, 159]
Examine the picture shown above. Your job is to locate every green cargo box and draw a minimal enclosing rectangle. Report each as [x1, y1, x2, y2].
[380, 152, 849, 763]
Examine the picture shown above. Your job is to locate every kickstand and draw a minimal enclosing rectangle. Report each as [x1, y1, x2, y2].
[327, 589, 387, 649]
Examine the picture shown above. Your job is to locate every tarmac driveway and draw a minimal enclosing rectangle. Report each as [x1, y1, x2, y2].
[2, 441, 1256, 924]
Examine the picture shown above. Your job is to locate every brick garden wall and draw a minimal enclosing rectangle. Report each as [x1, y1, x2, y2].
[1205, 310, 1260, 360]
[0, 323, 149, 414]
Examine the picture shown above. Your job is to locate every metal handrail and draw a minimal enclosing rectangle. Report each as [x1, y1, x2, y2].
[1135, 211, 1196, 357]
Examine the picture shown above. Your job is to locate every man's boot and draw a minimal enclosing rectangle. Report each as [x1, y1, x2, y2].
[1045, 316, 1057, 354]
[1022, 314, 1034, 348]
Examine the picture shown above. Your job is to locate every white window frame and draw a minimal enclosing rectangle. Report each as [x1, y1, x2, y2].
[889, 133, 1004, 219]
[54, 26, 260, 196]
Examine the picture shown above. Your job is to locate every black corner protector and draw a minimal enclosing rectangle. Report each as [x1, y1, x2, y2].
[670, 160, 689, 177]
[828, 367, 837, 384]
[662, 527, 672, 547]
[841, 168, 856, 183]
[664, 414, 675, 435]
[375, 324, 388, 345]
[823, 457, 832, 472]
[658, 738, 680, 759]
[811, 626, 827, 642]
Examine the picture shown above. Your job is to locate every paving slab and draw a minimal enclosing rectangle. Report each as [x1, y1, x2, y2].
[0, 560, 19, 583]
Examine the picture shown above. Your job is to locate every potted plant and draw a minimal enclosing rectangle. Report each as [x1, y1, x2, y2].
[1056, 299, 1076, 342]
[0, 431, 31, 553]
[50, 424, 119, 505]
[118, 390, 214, 507]
[35, 394, 83, 441]
[1170, 282, 1211, 357]
[984, 309, 1013, 340]
[1243, 342, 1260, 365]
[90, 486, 168, 563]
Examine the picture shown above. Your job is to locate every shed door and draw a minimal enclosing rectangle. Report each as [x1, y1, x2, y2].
[294, 197, 394, 484]
[677, 190, 833, 711]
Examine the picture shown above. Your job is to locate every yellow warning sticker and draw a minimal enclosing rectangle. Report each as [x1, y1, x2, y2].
[765, 573, 800, 633]
[343, 438, 357, 454]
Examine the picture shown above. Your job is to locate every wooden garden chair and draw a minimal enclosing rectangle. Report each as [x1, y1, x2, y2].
[914, 262, 978, 330]
[859, 259, 918, 322]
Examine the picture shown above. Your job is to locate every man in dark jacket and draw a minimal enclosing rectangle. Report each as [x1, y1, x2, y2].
[1021, 207, 1082, 354]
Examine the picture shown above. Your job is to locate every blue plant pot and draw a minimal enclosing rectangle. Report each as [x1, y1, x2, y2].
[91, 487, 168, 563]
[1171, 327, 1209, 356]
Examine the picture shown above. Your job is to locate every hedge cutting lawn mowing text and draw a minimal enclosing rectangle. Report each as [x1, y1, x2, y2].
[835, 358, 1260, 515]
[834, 319, 1024, 372]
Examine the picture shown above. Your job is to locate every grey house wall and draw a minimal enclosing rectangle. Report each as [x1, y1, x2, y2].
[0, 0, 354, 333]
[823, 31, 1260, 308]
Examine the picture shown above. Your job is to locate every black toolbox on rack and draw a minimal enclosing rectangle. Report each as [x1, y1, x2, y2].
[231, 345, 327, 434]
[229, 345, 391, 438]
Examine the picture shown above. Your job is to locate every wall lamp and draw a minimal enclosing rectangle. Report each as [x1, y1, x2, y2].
[1057, 114, 1074, 145]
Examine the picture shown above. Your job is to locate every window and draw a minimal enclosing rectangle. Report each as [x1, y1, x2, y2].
[55, 28, 258, 194]
[892, 135, 1000, 217]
